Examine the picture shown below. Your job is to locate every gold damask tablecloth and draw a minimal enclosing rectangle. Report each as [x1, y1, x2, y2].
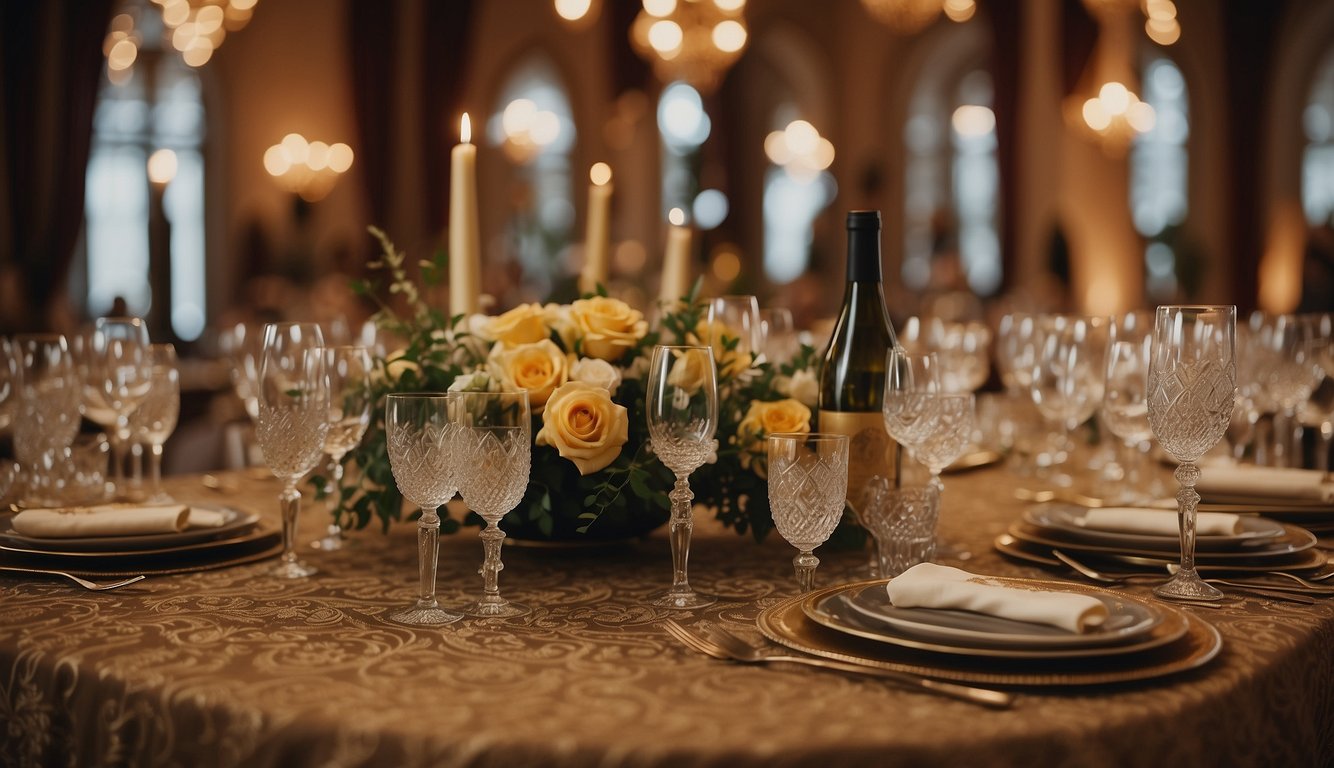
[1, 468, 1332, 768]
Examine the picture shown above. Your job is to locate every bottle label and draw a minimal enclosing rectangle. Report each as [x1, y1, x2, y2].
[817, 410, 900, 517]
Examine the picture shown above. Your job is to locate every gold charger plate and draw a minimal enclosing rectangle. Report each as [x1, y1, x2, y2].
[802, 581, 1186, 659]
[942, 450, 1003, 474]
[993, 532, 1330, 575]
[0, 525, 276, 559]
[1008, 521, 1317, 562]
[0, 528, 282, 577]
[758, 582, 1222, 688]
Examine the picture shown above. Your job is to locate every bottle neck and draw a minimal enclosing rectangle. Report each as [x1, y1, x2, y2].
[846, 228, 882, 283]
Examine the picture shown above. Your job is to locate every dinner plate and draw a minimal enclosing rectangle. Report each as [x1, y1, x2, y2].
[0, 505, 260, 552]
[1023, 504, 1286, 552]
[993, 532, 1331, 575]
[801, 580, 1186, 660]
[1008, 521, 1317, 562]
[0, 529, 282, 577]
[942, 450, 1003, 474]
[759, 584, 1222, 687]
[834, 582, 1163, 650]
[0, 524, 276, 560]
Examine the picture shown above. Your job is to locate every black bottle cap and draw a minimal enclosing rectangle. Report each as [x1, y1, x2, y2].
[845, 210, 882, 282]
[846, 210, 881, 230]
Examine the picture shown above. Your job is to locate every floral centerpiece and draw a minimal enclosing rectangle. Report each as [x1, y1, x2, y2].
[325, 228, 843, 544]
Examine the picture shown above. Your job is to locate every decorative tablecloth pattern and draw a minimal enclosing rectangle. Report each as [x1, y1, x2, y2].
[2, 468, 1332, 767]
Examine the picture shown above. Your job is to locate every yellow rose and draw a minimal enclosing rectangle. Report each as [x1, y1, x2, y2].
[690, 319, 753, 379]
[487, 303, 549, 347]
[665, 347, 715, 394]
[569, 297, 648, 362]
[536, 381, 629, 475]
[735, 398, 812, 475]
[487, 339, 568, 412]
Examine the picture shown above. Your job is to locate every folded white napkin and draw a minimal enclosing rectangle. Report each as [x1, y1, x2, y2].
[1197, 464, 1334, 502]
[1078, 507, 1243, 536]
[11, 504, 190, 538]
[887, 563, 1108, 633]
[187, 508, 227, 528]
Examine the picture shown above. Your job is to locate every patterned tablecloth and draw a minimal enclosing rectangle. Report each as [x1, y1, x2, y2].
[1, 467, 1332, 768]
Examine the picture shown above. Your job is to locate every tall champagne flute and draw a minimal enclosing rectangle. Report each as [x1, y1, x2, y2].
[90, 317, 152, 497]
[312, 346, 373, 551]
[256, 322, 329, 580]
[705, 295, 760, 372]
[767, 433, 849, 592]
[1103, 339, 1154, 504]
[385, 393, 461, 625]
[1148, 306, 1236, 602]
[451, 389, 532, 618]
[128, 344, 180, 503]
[646, 345, 719, 609]
[1030, 316, 1105, 485]
[12, 335, 81, 505]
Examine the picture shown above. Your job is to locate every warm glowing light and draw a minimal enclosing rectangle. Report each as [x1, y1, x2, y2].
[231, 0, 259, 10]
[784, 120, 818, 156]
[648, 19, 683, 54]
[554, 0, 593, 21]
[766, 120, 835, 179]
[110, 13, 134, 34]
[1144, 0, 1176, 20]
[282, 133, 309, 163]
[182, 40, 214, 67]
[1126, 101, 1156, 132]
[107, 39, 138, 71]
[711, 20, 747, 53]
[763, 131, 789, 165]
[161, 0, 189, 28]
[942, 0, 975, 22]
[1082, 98, 1111, 131]
[1146, 17, 1180, 45]
[713, 0, 745, 10]
[668, 207, 686, 227]
[502, 99, 537, 136]
[1099, 82, 1130, 114]
[643, 0, 676, 17]
[306, 141, 330, 171]
[590, 162, 613, 186]
[951, 104, 995, 137]
[327, 143, 354, 173]
[711, 246, 742, 283]
[147, 149, 178, 185]
[263, 144, 290, 176]
[461, 113, 472, 144]
[265, 133, 353, 201]
[195, 4, 224, 32]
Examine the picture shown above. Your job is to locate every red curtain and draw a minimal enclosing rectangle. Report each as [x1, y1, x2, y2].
[348, 0, 399, 233]
[986, 0, 1024, 295]
[420, 0, 477, 237]
[0, 0, 114, 333]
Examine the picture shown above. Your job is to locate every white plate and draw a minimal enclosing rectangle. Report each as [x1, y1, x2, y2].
[0, 505, 260, 552]
[839, 583, 1163, 650]
[1024, 503, 1287, 552]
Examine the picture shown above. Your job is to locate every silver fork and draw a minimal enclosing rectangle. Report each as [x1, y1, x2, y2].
[0, 566, 146, 591]
[661, 619, 1013, 709]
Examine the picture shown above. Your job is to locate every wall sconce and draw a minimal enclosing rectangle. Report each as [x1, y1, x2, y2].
[764, 120, 835, 182]
[263, 133, 353, 202]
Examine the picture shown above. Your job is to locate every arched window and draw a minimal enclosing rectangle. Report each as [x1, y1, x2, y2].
[1303, 47, 1334, 226]
[903, 38, 1000, 301]
[762, 106, 836, 283]
[657, 81, 711, 219]
[83, 25, 208, 341]
[1130, 54, 1189, 302]
[487, 53, 576, 301]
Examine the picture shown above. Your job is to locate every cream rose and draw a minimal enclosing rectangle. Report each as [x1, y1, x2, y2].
[536, 381, 630, 475]
[735, 398, 812, 475]
[542, 303, 579, 351]
[569, 357, 623, 395]
[381, 349, 420, 384]
[487, 303, 549, 347]
[665, 347, 714, 394]
[782, 368, 819, 408]
[487, 339, 568, 412]
[569, 297, 648, 362]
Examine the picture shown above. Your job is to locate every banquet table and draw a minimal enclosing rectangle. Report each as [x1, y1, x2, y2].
[1, 466, 1332, 768]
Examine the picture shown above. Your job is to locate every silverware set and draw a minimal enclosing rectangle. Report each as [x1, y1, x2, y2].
[0, 566, 144, 591]
[1052, 549, 1334, 604]
[661, 618, 1014, 709]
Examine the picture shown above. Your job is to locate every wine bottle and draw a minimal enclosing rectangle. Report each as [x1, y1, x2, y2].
[818, 210, 901, 513]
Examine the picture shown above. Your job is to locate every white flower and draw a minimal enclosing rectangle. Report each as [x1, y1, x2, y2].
[448, 372, 497, 393]
[569, 357, 622, 395]
[784, 368, 819, 408]
[621, 355, 650, 381]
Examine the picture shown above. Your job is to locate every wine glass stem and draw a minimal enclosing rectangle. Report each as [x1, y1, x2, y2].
[794, 549, 819, 593]
[1175, 462, 1202, 576]
[326, 456, 346, 534]
[279, 482, 301, 565]
[148, 443, 164, 499]
[107, 434, 125, 493]
[479, 523, 507, 604]
[668, 474, 695, 595]
[416, 507, 441, 608]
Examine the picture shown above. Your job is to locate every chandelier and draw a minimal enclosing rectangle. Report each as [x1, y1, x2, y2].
[1064, 0, 1159, 156]
[860, 0, 977, 35]
[630, 0, 748, 95]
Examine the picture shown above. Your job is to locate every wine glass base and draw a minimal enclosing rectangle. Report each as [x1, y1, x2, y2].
[651, 590, 717, 610]
[1153, 571, 1224, 602]
[459, 599, 530, 618]
[272, 561, 318, 579]
[388, 604, 463, 626]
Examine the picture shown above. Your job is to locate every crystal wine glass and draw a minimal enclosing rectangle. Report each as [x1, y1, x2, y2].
[705, 295, 760, 372]
[128, 344, 180, 503]
[385, 393, 461, 625]
[0, 337, 16, 434]
[758, 307, 798, 366]
[256, 322, 329, 580]
[882, 348, 943, 451]
[12, 334, 81, 505]
[312, 346, 373, 551]
[451, 389, 532, 618]
[1259, 314, 1316, 467]
[1102, 339, 1155, 504]
[1147, 305, 1236, 602]
[219, 321, 264, 422]
[646, 344, 719, 609]
[767, 433, 849, 592]
[913, 393, 977, 486]
[90, 317, 152, 498]
[1029, 315, 1106, 485]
